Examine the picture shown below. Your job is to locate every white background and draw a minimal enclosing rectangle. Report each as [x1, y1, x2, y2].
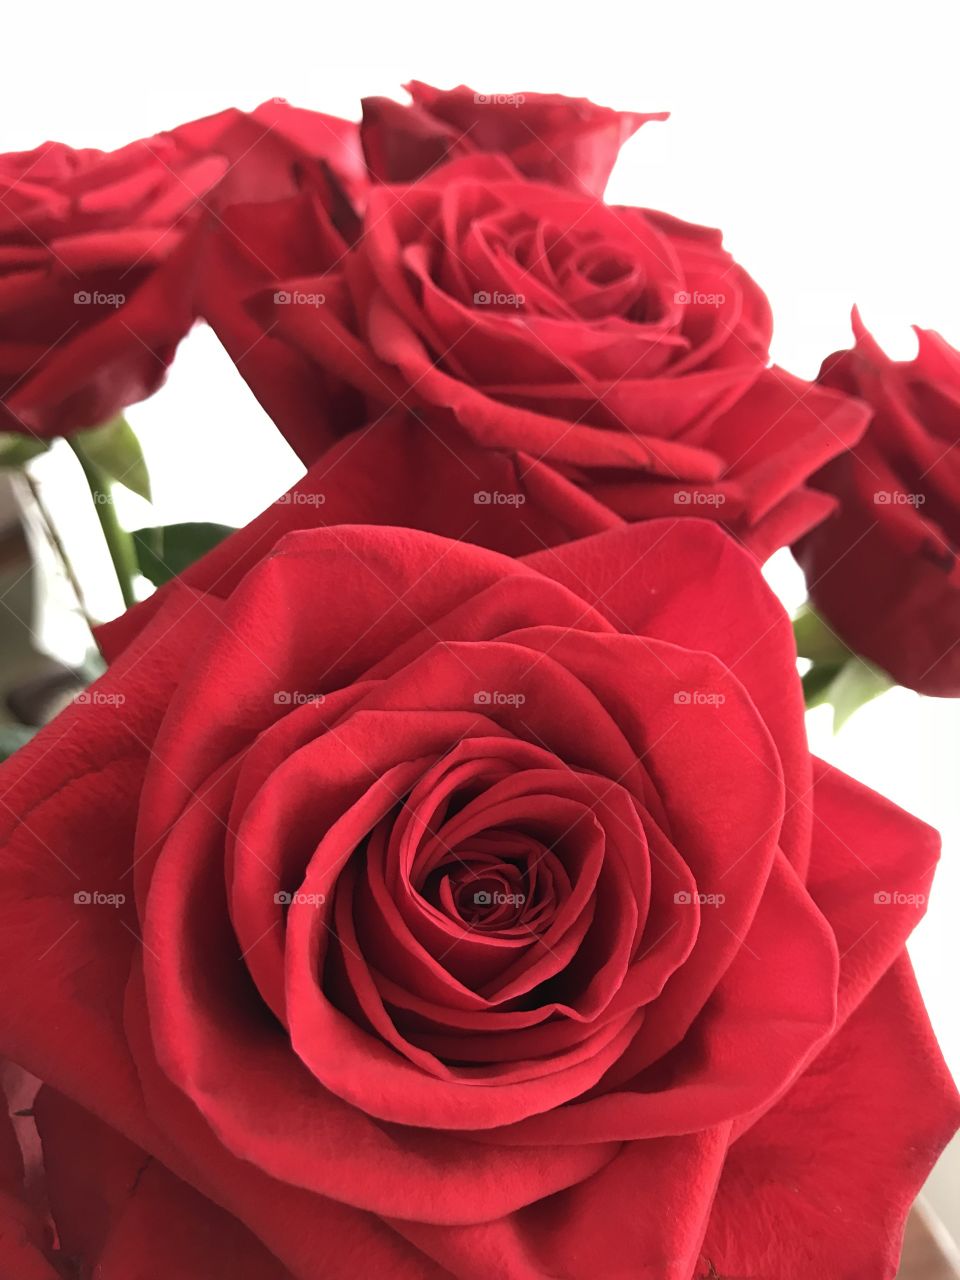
[5, 0, 960, 1236]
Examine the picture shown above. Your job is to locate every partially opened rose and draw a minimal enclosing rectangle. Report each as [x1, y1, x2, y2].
[0, 100, 361, 440]
[214, 154, 868, 559]
[794, 312, 960, 695]
[360, 81, 666, 193]
[0, 515, 955, 1278]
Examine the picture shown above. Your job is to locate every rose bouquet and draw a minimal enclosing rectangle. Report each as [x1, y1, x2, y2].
[0, 83, 956, 1280]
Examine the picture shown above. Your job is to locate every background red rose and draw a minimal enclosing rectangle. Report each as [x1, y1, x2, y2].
[204, 153, 868, 559]
[360, 80, 666, 193]
[0, 514, 955, 1278]
[0, 100, 362, 440]
[0, 132, 219, 439]
[794, 311, 960, 695]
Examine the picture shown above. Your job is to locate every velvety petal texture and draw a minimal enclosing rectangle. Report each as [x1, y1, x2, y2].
[0, 511, 954, 1278]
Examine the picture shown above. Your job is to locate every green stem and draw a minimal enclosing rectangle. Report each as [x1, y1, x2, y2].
[20, 470, 95, 632]
[792, 603, 852, 665]
[67, 437, 138, 610]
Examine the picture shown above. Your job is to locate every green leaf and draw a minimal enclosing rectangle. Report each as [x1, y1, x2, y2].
[801, 656, 894, 730]
[801, 660, 843, 707]
[792, 604, 852, 665]
[0, 723, 37, 762]
[0, 433, 50, 468]
[828, 657, 895, 730]
[133, 522, 236, 586]
[73, 415, 151, 500]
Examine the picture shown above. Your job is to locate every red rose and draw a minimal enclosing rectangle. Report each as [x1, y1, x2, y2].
[1, 512, 955, 1278]
[794, 311, 960, 694]
[0, 101, 361, 440]
[360, 81, 666, 193]
[206, 154, 868, 560]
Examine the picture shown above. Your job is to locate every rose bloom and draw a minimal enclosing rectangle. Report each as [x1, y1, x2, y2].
[794, 312, 960, 695]
[360, 80, 667, 193]
[206, 152, 868, 561]
[0, 504, 955, 1278]
[0, 100, 361, 440]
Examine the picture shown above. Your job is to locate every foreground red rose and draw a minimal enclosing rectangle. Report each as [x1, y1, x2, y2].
[1, 511, 955, 1278]
[208, 153, 868, 559]
[360, 81, 666, 193]
[0, 100, 361, 440]
[794, 312, 960, 695]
